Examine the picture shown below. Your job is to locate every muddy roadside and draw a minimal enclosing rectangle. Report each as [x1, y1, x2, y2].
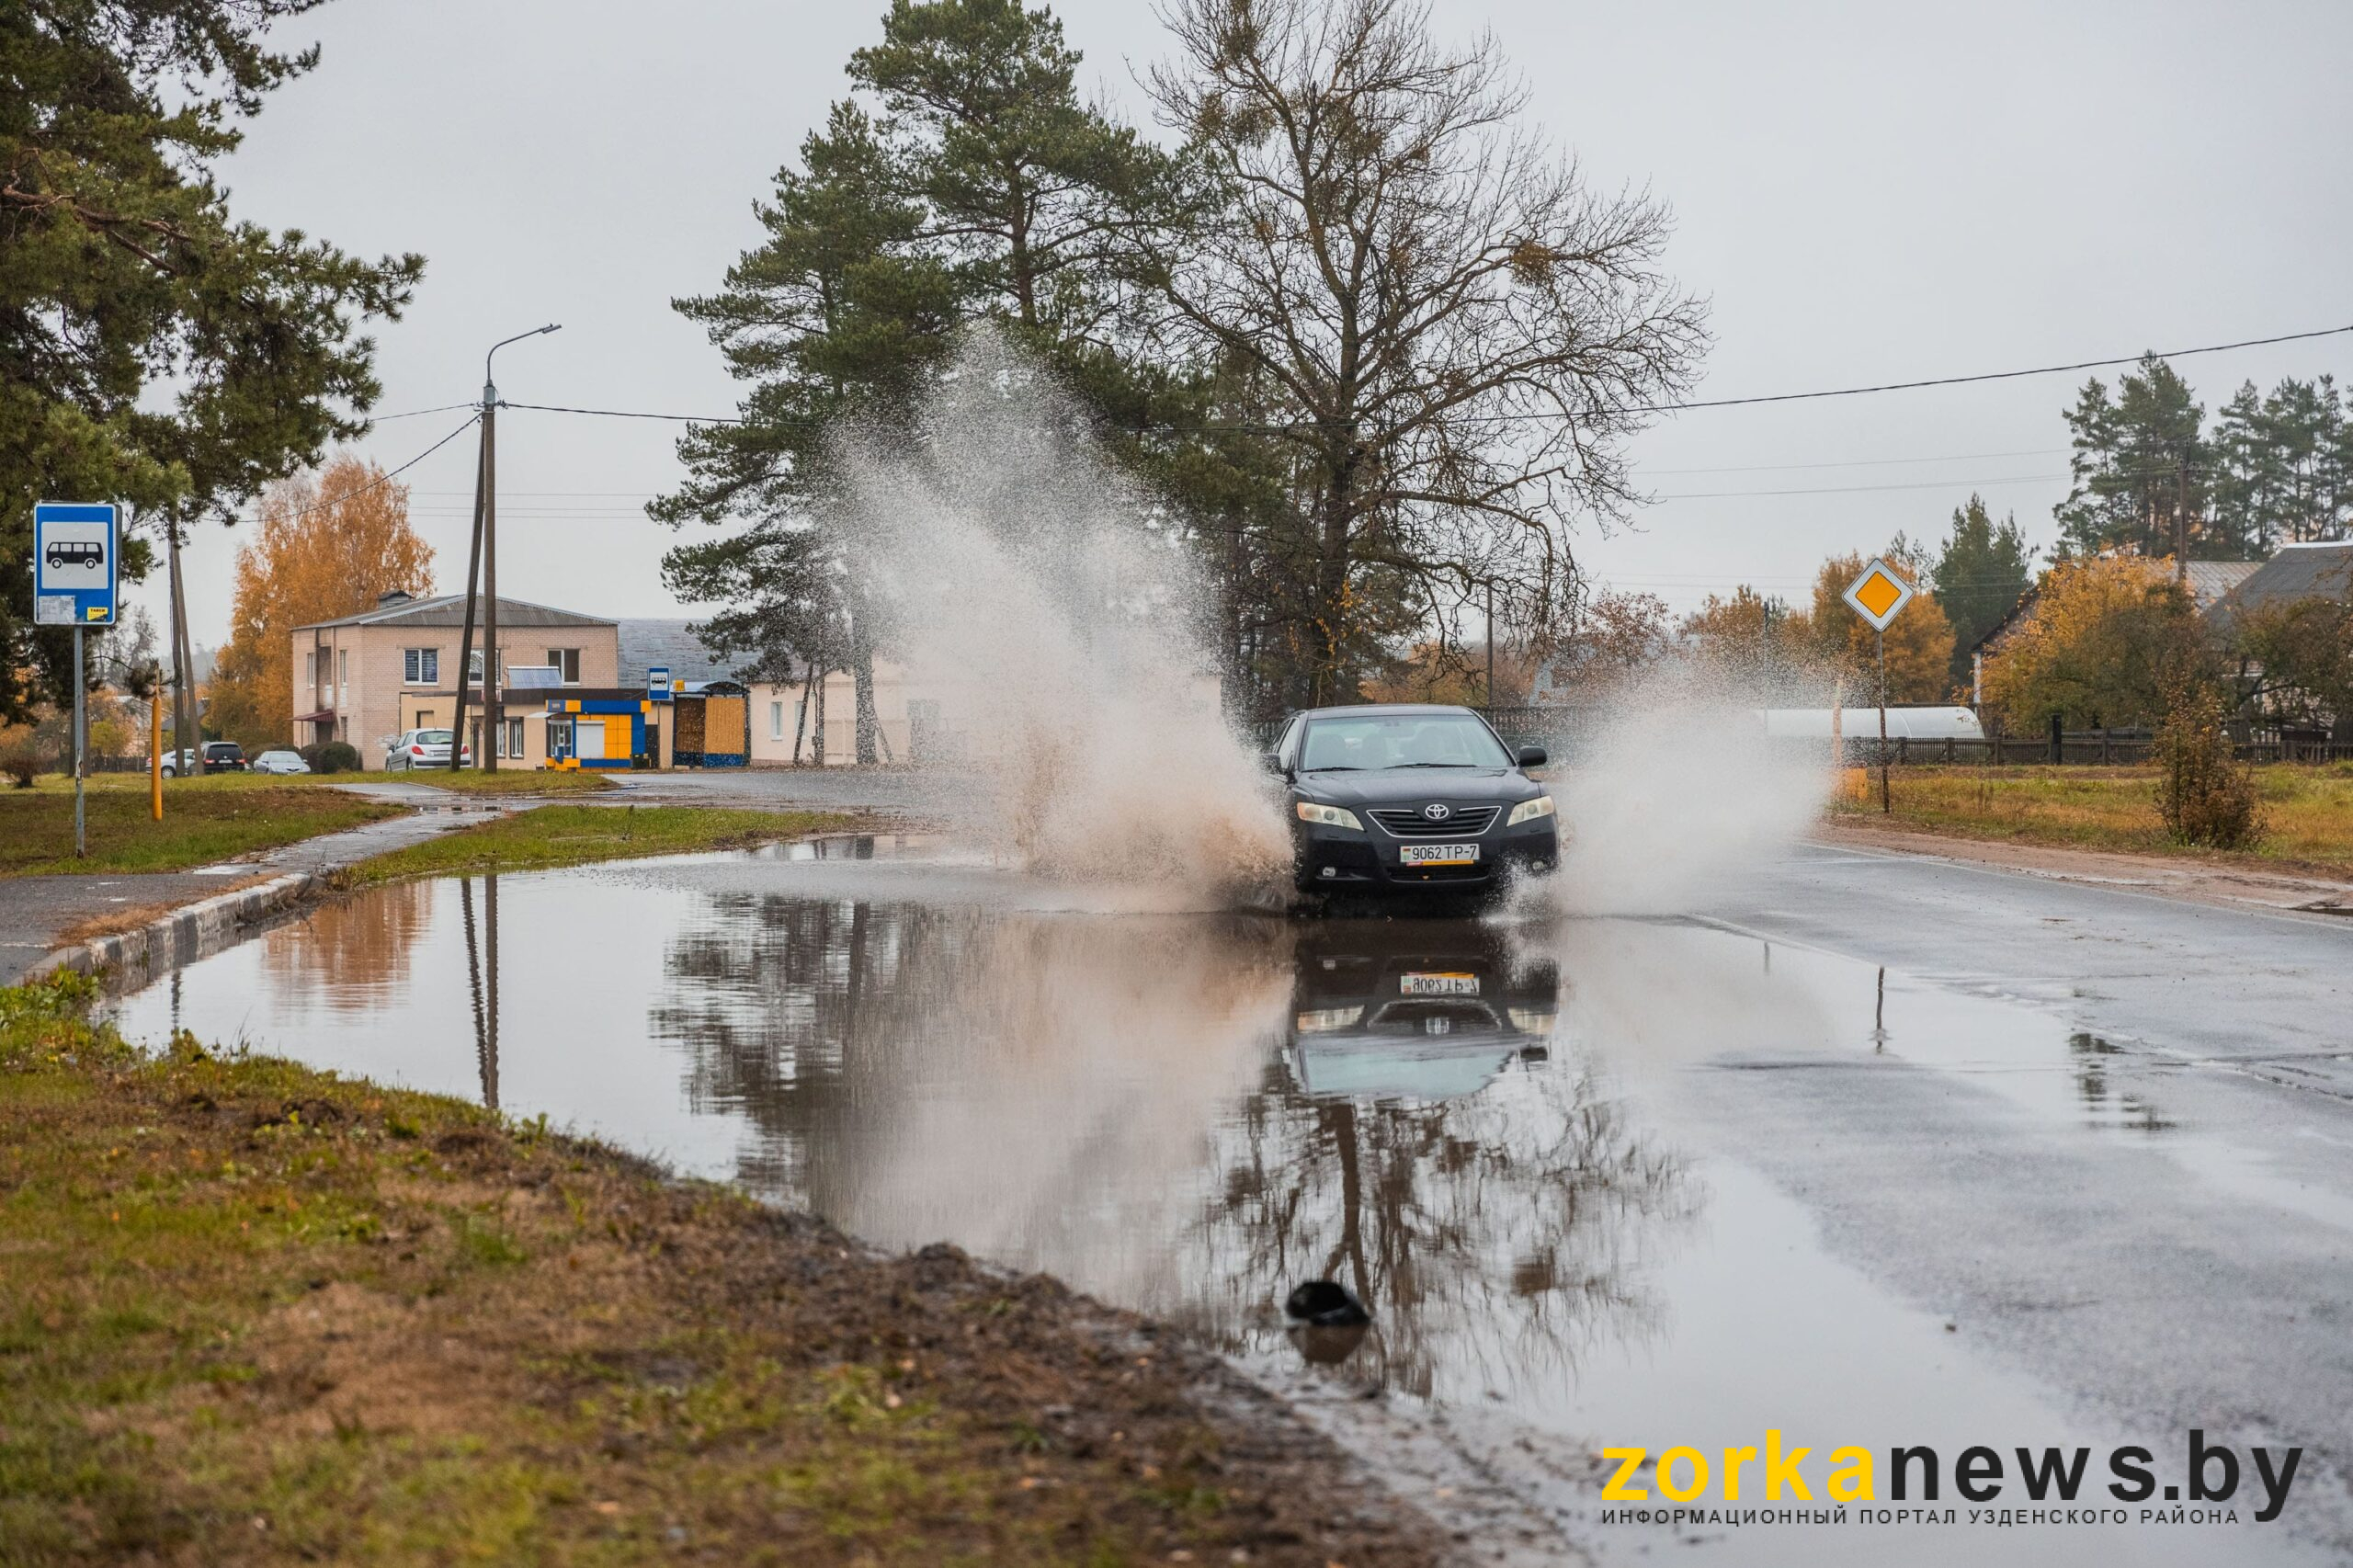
[1813, 818, 2353, 918]
[1, 970, 1455, 1566]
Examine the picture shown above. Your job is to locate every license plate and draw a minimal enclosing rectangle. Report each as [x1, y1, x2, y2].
[1398, 842, 1480, 867]
[1400, 971, 1480, 996]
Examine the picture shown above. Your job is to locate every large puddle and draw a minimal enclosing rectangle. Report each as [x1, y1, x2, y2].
[105, 840, 2340, 1565]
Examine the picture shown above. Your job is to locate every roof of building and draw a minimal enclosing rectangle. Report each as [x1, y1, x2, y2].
[617, 619, 741, 687]
[2214, 542, 2353, 625]
[295, 593, 615, 632]
[2182, 559, 2264, 608]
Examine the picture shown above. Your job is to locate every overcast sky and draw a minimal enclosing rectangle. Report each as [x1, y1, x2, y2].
[141, 0, 2353, 649]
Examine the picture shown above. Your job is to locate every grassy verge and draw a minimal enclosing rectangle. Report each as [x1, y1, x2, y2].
[1827, 763, 2353, 869]
[324, 768, 615, 795]
[0, 973, 1436, 1567]
[342, 805, 858, 886]
[29, 767, 612, 797]
[1, 774, 401, 878]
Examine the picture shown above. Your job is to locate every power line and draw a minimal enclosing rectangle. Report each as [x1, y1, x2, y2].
[1637, 322, 2353, 414]
[365, 401, 482, 423]
[494, 320, 2353, 434]
[239, 413, 479, 526]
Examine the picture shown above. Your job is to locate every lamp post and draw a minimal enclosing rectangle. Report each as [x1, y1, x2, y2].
[451, 323, 560, 772]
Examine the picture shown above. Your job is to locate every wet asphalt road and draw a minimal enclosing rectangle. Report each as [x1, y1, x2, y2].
[1681, 845, 2353, 1547]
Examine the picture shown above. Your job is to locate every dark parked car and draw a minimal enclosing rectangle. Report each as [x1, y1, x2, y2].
[162, 741, 245, 776]
[1269, 704, 1558, 899]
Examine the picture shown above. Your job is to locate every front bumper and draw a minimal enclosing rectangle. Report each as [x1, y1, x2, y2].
[1292, 815, 1559, 894]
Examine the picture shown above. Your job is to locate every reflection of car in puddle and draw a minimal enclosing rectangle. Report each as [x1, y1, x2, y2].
[1285, 920, 1558, 1101]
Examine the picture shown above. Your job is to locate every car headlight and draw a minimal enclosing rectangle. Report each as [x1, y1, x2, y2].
[1295, 801, 1363, 830]
[1506, 794, 1556, 826]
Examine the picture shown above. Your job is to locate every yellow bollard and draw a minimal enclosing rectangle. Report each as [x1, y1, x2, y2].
[150, 694, 163, 821]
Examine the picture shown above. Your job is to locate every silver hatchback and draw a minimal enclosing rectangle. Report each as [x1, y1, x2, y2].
[384, 728, 472, 770]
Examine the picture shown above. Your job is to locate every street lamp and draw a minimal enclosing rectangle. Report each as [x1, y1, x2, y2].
[452, 323, 561, 772]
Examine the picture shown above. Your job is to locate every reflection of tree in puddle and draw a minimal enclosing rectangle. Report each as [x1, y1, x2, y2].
[262, 878, 434, 1016]
[648, 894, 1697, 1404]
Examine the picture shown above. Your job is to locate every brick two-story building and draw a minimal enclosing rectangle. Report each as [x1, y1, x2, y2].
[292, 591, 620, 767]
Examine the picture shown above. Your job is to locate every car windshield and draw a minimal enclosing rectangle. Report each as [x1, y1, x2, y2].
[415, 730, 453, 744]
[1299, 713, 1511, 771]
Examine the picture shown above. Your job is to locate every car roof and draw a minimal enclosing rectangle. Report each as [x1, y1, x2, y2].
[1294, 704, 1480, 720]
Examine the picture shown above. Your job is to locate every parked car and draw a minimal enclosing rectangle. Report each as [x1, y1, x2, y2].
[1270, 704, 1558, 899]
[384, 728, 472, 770]
[250, 749, 312, 775]
[160, 741, 246, 776]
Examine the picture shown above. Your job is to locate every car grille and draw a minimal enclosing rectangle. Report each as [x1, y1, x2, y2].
[1369, 804, 1500, 836]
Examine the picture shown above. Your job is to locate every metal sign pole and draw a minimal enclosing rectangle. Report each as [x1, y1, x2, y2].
[73, 624, 86, 857]
[1877, 628, 1891, 815]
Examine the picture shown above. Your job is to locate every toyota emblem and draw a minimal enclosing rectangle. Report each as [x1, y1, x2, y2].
[1422, 803, 1452, 821]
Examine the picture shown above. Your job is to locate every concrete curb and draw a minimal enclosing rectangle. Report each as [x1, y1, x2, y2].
[27, 871, 321, 991]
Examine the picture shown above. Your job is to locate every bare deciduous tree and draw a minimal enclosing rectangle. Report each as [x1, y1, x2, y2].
[1140, 0, 1707, 703]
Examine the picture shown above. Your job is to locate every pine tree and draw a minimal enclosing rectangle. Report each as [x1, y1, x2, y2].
[653, 105, 959, 760]
[2208, 381, 2270, 557]
[2256, 375, 2347, 545]
[1931, 495, 2033, 689]
[656, 2, 1188, 755]
[1, 0, 422, 720]
[2053, 356, 2209, 560]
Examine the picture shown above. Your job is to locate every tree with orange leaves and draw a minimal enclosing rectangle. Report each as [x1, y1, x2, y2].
[1979, 555, 2206, 730]
[208, 456, 434, 746]
[1805, 551, 1957, 703]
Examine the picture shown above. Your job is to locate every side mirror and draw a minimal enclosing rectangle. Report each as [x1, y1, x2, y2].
[1261, 750, 1289, 776]
[1517, 745, 1549, 769]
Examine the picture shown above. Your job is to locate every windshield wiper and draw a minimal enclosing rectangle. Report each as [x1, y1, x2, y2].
[1392, 761, 1475, 768]
[1303, 765, 1363, 772]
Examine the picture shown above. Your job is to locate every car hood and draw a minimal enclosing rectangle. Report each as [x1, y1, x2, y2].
[1293, 767, 1538, 807]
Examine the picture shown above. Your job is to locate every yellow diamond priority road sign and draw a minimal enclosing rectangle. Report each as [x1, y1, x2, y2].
[1842, 558, 1915, 632]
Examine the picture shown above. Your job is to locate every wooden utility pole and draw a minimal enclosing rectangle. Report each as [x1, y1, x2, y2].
[165, 510, 201, 778]
[449, 418, 487, 771]
[482, 393, 501, 772]
[1483, 581, 1495, 710]
[2174, 451, 2190, 584]
[463, 324, 560, 771]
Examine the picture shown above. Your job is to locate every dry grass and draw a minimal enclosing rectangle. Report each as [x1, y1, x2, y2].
[0, 971, 1442, 1567]
[1828, 762, 2353, 869]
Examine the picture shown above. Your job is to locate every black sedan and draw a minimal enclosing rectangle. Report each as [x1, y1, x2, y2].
[1268, 704, 1559, 898]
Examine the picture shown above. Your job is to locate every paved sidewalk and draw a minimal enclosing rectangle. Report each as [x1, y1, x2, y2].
[1, 801, 515, 987]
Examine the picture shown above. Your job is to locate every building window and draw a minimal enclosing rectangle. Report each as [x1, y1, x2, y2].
[546, 647, 581, 683]
[497, 716, 525, 758]
[337, 714, 348, 740]
[769, 700, 784, 740]
[403, 646, 438, 685]
[336, 649, 347, 704]
[466, 648, 503, 683]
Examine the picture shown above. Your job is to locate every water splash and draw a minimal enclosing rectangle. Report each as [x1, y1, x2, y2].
[1517, 664, 1835, 917]
[840, 333, 1290, 902]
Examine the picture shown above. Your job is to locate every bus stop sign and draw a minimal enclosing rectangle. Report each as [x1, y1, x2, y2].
[33, 502, 118, 626]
